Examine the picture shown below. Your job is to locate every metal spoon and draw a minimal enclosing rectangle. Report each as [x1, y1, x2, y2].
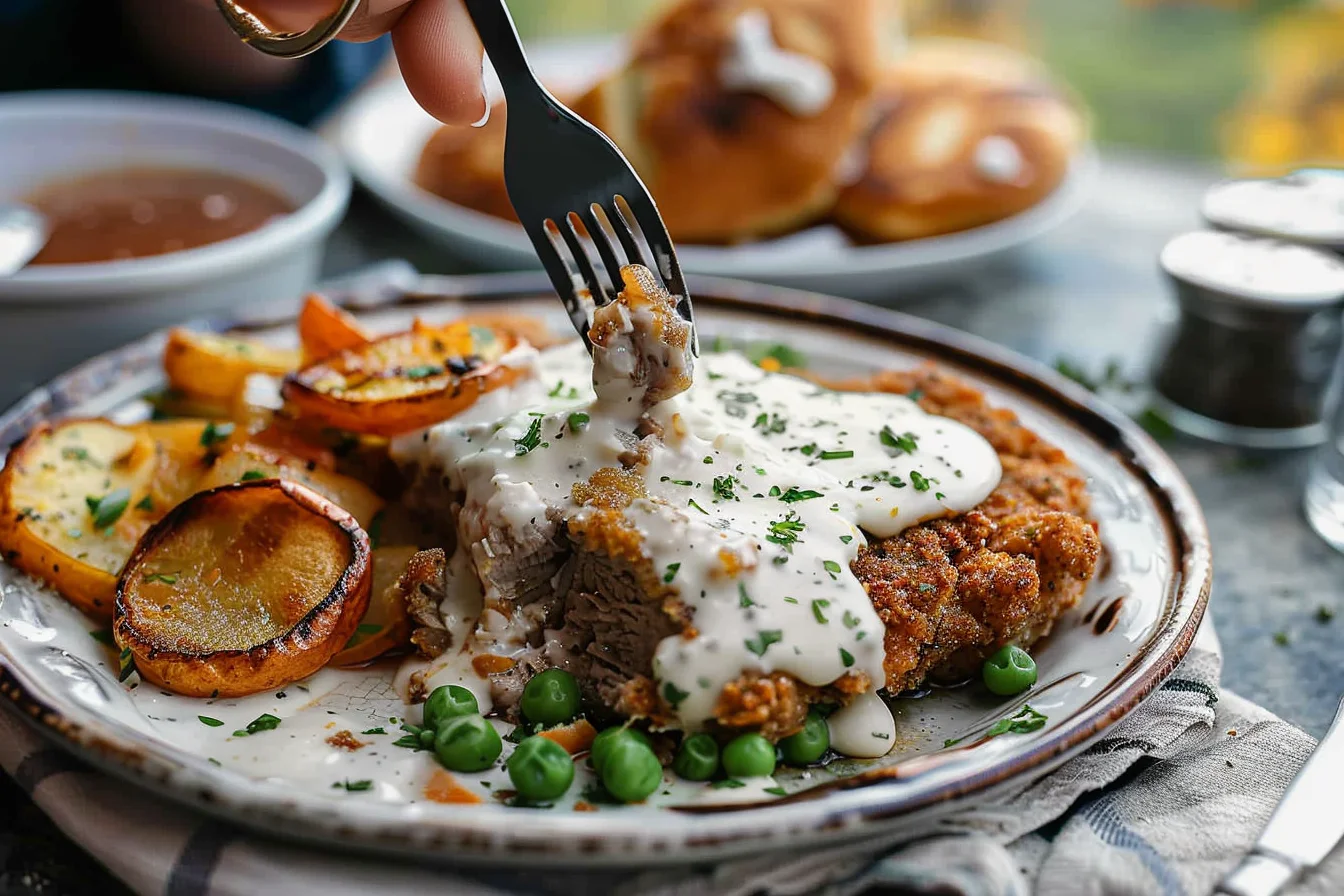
[0, 203, 49, 276]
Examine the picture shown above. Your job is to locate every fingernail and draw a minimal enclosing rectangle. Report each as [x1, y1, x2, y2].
[471, 54, 490, 128]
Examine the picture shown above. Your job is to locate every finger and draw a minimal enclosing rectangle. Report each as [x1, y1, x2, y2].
[391, 0, 487, 125]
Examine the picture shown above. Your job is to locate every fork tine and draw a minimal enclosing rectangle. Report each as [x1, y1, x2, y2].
[523, 219, 592, 347]
[581, 206, 627, 303]
[605, 199, 651, 272]
[618, 193, 695, 336]
[559, 212, 613, 306]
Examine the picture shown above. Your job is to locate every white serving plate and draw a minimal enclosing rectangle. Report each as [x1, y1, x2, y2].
[0, 273, 1207, 867]
[334, 40, 1098, 300]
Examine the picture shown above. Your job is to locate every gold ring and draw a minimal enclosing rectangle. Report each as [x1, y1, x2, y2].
[215, 0, 364, 59]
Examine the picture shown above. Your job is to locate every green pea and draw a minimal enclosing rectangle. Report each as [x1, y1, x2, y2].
[778, 712, 830, 765]
[589, 725, 653, 775]
[520, 669, 581, 726]
[506, 735, 575, 802]
[433, 714, 502, 772]
[423, 685, 479, 731]
[982, 645, 1037, 696]
[721, 733, 776, 778]
[600, 737, 663, 803]
[672, 733, 719, 781]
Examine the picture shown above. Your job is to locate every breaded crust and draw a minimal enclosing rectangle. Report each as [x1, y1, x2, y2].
[837, 365, 1101, 691]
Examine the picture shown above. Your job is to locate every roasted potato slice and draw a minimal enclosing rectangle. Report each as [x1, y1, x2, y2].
[196, 443, 385, 528]
[132, 419, 227, 512]
[115, 480, 371, 697]
[163, 328, 301, 406]
[331, 544, 417, 666]
[0, 420, 161, 618]
[282, 321, 526, 436]
[298, 294, 370, 364]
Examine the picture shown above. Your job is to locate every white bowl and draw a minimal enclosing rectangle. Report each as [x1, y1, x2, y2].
[0, 91, 351, 407]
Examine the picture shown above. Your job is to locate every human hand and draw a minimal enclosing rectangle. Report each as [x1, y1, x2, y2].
[226, 0, 487, 124]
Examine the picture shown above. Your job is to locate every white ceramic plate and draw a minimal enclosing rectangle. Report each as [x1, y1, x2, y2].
[334, 40, 1099, 300]
[0, 273, 1208, 867]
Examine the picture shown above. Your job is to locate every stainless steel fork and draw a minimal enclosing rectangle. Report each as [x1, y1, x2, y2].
[462, 0, 695, 354]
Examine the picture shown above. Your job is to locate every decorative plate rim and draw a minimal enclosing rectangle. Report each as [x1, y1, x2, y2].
[0, 272, 1210, 866]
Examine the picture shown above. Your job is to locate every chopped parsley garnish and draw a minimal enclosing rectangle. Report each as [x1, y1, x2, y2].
[199, 421, 234, 447]
[765, 514, 805, 551]
[818, 449, 854, 460]
[842, 611, 861, 629]
[333, 779, 374, 792]
[548, 379, 581, 399]
[142, 573, 178, 585]
[240, 470, 266, 481]
[233, 713, 282, 737]
[744, 629, 783, 657]
[738, 582, 756, 608]
[198, 716, 224, 727]
[661, 477, 694, 486]
[362, 727, 387, 735]
[567, 412, 590, 432]
[918, 583, 936, 593]
[712, 475, 738, 501]
[779, 487, 824, 503]
[469, 326, 497, 350]
[392, 724, 431, 750]
[811, 599, 830, 624]
[135, 495, 154, 512]
[879, 426, 918, 455]
[702, 456, 714, 464]
[663, 563, 681, 583]
[61, 446, 90, 462]
[117, 647, 136, 683]
[514, 416, 545, 455]
[745, 342, 807, 369]
[839, 535, 853, 545]
[687, 498, 709, 515]
[910, 471, 934, 492]
[751, 412, 787, 434]
[985, 705, 1048, 738]
[711, 778, 747, 789]
[839, 647, 855, 668]
[783, 597, 799, 604]
[404, 364, 442, 379]
[662, 681, 690, 709]
[822, 559, 842, 579]
[85, 488, 130, 530]
[764, 786, 787, 796]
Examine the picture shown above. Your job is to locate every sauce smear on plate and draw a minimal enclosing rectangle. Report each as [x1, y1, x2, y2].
[25, 168, 293, 265]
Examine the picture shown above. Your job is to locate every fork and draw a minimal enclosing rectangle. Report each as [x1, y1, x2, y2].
[462, 0, 695, 354]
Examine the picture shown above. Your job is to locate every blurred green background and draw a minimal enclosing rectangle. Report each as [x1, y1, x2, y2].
[505, 0, 1344, 169]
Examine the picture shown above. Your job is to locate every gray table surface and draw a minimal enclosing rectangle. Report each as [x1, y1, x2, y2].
[326, 149, 1344, 738]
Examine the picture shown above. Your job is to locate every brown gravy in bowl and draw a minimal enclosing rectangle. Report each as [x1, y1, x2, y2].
[25, 168, 294, 265]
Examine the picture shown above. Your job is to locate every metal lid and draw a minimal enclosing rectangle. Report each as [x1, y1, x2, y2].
[1202, 170, 1344, 249]
[1159, 230, 1344, 312]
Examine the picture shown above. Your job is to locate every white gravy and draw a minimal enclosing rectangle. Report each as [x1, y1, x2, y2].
[393, 340, 1001, 756]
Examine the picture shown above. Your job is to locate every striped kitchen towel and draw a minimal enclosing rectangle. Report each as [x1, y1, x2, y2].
[1, 624, 1340, 896]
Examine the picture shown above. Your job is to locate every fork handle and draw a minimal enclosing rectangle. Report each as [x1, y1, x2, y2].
[462, 0, 550, 108]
